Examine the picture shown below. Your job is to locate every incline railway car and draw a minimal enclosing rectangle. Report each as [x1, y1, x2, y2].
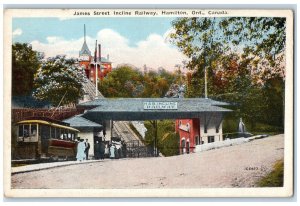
[13, 117, 79, 161]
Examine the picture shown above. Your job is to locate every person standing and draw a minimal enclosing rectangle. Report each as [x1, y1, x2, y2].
[94, 141, 100, 160]
[85, 139, 90, 160]
[99, 141, 105, 160]
[76, 139, 86, 162]
[104, 144, 109, 158]
[109, 144, 115, 159]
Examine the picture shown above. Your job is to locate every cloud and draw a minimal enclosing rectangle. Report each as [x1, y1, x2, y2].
[12, 28, 23, 37]
[30, 28, 187, 71]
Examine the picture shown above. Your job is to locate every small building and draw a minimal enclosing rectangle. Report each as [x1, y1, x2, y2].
[63, 115, 103, 158]
[176, 115, 224, 154]
[175, 98, 228, 154]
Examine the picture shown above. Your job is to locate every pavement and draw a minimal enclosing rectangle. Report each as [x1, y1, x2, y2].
[11, 159, 106, 174]
[11, 134, 269, 175]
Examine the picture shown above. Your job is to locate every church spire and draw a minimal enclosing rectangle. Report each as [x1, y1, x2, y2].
[84, 24, 86, 42]
[79, 24, 91, 57]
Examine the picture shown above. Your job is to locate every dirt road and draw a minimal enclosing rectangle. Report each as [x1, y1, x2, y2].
[11, 134, 284, 189]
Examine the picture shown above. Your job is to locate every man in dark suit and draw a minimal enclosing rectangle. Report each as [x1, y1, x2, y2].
[85, 139, 90, 160]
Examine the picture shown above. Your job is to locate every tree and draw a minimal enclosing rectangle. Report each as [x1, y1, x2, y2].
[99, 65, 176, 98]
[99, 65, 144, 98]
[142, 71, 171, 98]
[170, 17, 286, 86]
[12, 43, 43, 96]
[33, 55, 86, 106]
[144, 120, 179, 157]
[221, 17, 286, 68]
[170, 17, 285, 133]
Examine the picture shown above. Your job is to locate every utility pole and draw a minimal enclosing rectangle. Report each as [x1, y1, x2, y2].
[94, 40, 98, 98]
[98, 43, 101, 88]
[204, 38, 208, 99]
[205, 66, 208, 99]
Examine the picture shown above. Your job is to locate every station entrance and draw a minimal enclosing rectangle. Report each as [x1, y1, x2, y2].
[78, 97, 231, 157]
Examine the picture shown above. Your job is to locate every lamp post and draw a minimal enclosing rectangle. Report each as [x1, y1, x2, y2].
[95, 63, 98, 98]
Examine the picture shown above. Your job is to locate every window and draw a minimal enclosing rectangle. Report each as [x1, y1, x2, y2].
[23, 125, 30, 137]
[18, 124, 37, 142]
[208, 136, 215, 143]
[31, 125, 37, 136]
[69, 132, 73, 141]
[61, 129, 68, 140]
[51, 127, 56, 139]
[56, 128, 61, 139]
[18, 125, 24, 137]
[60, 129, 66, 139]
[216, 127, 219, 133]
[186, 123, 190, 132]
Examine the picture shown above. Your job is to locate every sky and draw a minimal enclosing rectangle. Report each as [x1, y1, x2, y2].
[12, 17, 188, 71]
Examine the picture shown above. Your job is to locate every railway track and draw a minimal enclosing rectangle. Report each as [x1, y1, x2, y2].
[113, 121, 144, 145]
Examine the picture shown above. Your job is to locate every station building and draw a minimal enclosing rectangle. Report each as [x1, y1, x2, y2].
[175, 114, 224, 154]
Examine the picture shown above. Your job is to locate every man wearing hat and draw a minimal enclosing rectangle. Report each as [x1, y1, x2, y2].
[85, 139, 90, 160]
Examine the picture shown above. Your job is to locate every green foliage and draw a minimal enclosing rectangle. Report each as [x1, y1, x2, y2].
[170, 17, 285, 133]
[99, 65, 144, 97]
[257, 160, 284, 187]
[99, 65, 176, 98]
[12, 43, 42, 96]
[144, 120, 179, 157]
[33, 55, 86, 106]
[222, 17, 286, 67]
[171, 17, 285, 72]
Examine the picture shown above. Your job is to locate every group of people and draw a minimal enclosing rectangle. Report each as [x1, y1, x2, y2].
[76, 138, 90, 162]
[108, 141, 127, 159]
[76, 138, 127, 161]
[94, 141, 107, 160]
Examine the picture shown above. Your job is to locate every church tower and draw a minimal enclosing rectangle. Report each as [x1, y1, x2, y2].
[79, 24, 92, 78]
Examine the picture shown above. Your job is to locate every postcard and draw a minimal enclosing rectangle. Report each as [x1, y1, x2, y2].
[3, 8, 294, 197]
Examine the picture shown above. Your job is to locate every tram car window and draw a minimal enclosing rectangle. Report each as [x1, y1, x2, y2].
[55, 127, 61, 139]
[18, 124, 38, 142]
[51, 126, 56, 139]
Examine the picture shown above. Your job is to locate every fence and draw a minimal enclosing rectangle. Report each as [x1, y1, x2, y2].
[125, 140, 154, 158]
[12, 108, 84, 123]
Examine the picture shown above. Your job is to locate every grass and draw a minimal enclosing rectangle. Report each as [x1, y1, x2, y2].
[257, 160, 284, 187]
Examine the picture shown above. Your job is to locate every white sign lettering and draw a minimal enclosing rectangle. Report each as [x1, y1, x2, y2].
[143, 102, 178, 110]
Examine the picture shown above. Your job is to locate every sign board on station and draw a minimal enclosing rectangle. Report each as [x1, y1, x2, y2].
[143, 102, 178, 110]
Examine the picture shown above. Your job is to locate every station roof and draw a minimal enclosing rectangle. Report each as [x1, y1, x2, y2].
[63, 115, 103, 129]
[78, 98, 232, 121]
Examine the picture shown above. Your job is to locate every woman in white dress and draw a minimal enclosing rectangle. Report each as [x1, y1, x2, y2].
[76, 139, 86, 161]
